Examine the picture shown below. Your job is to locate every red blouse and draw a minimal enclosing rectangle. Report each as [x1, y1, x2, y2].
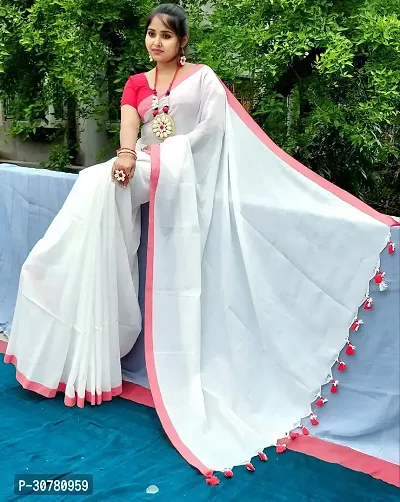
[120, 74, 153, 113]
[120, 65, 203, 120]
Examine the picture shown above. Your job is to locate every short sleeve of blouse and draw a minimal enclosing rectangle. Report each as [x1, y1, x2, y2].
[120, 76, 138, 109]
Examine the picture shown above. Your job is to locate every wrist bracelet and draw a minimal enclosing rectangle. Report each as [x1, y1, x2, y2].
[117, 147, 137, 159]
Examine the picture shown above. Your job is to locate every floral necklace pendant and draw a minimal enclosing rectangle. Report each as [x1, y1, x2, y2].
[152, 112, 175, 140]
[151, 64, 181, 141]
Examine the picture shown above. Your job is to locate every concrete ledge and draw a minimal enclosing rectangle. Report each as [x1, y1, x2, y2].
[0, 159, 83, 171]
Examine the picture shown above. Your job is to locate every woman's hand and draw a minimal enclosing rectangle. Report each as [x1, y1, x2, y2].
[111, 154, 136, 187]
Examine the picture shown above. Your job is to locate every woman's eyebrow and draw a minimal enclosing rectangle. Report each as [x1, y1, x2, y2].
[148, 29, 174, 34]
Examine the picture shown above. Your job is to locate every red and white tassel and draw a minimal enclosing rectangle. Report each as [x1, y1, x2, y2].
[388, 241, 396, 255]
[337, 360, 347, 371]
[346, 340, 356, 355]
[288, 432, 300, 440]
[246, 462, 256, 472]
[310, 413, 319, 426]
[224, 469, 234, 478]
[351, 318, 363, 331]
[301, 425, 310, 435]
[315, 396, 328, 407]
[374, 270, 388, 291]
[206, 475, 220, 486]
[363, 296, 373, 310]
[258, 451, 268, 462]
[330, 380, 339, 393]
[276, 443, 287, 454]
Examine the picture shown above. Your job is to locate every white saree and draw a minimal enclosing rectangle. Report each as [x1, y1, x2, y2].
[5, 64, 397, 476]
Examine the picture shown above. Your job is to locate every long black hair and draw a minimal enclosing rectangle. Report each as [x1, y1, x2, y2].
[145, 4, 189, 51]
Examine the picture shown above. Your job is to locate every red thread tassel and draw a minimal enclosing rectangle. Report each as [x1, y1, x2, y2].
[310, 413, 319, 426]
[206, 475, 220, 486]
[276, 444, 287, 454]
[351, 318, 363, 331]
[301, 425, 310, 435]
[346, 341, 356, 355]
[258, 451, 268, 461]
[315, 396, 328, 407]
[289, 432, 300, 440]
[388, 241, 396, 255]
[374, 270, 388, 291]
[224, 469, 234, 478]
[337, 360, 347, 371]
[246, 463, 256, 472]
[363, 297, 373, 310]
[331, 380, 339, 393]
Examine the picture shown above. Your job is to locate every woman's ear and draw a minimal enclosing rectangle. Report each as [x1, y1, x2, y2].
[181, 35, 189, 49]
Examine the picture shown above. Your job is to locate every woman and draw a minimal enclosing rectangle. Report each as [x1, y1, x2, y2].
[112, 3, 197, 185]
[4, 3, 397, 482]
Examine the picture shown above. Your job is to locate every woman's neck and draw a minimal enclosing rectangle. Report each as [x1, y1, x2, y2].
[156, 59, 179, 73]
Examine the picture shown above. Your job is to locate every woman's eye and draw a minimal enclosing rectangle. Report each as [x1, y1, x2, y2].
[163, 34, 171, 39]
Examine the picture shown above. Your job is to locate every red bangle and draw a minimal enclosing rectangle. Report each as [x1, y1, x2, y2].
[117, 148, 137, 160]
[118, 151, 137, 157]
[117, 146, 136, 152]
[117, 147, 137, 159]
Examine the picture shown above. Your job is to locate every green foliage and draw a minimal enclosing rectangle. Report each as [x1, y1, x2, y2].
[184, 0, 400, 214]
[40, 142, 74, 171]
[0, 0, 154, 142]
[1, 0, 399, 213]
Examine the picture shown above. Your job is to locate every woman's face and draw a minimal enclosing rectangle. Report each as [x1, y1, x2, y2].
[145, 15, 183, 63]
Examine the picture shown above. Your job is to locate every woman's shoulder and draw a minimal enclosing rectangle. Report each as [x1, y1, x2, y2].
[193, 63, 216, 74]
[194, 64, 223, 89]
[195, 63, 221, 82]
[125, 73, 148, 88]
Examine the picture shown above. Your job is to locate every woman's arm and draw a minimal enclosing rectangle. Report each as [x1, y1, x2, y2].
[120, 105, 141, 150]
[111, 105, 141, 186]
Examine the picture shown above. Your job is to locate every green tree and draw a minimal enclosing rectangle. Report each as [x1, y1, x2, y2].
[184, 0, 400, 214]
[0, 0, 154, 160]
[1, 0, 399, 213]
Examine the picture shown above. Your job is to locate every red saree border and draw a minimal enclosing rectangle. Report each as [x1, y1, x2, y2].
[143, 144, 213, 477]
[286, 435, 400, 487]
[120, 381, 154, 408]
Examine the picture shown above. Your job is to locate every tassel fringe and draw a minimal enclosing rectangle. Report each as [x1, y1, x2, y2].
[205, 237, 393, 485]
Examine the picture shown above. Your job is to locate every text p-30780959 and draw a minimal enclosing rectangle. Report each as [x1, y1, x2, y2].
[14, 474, 93, 495]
